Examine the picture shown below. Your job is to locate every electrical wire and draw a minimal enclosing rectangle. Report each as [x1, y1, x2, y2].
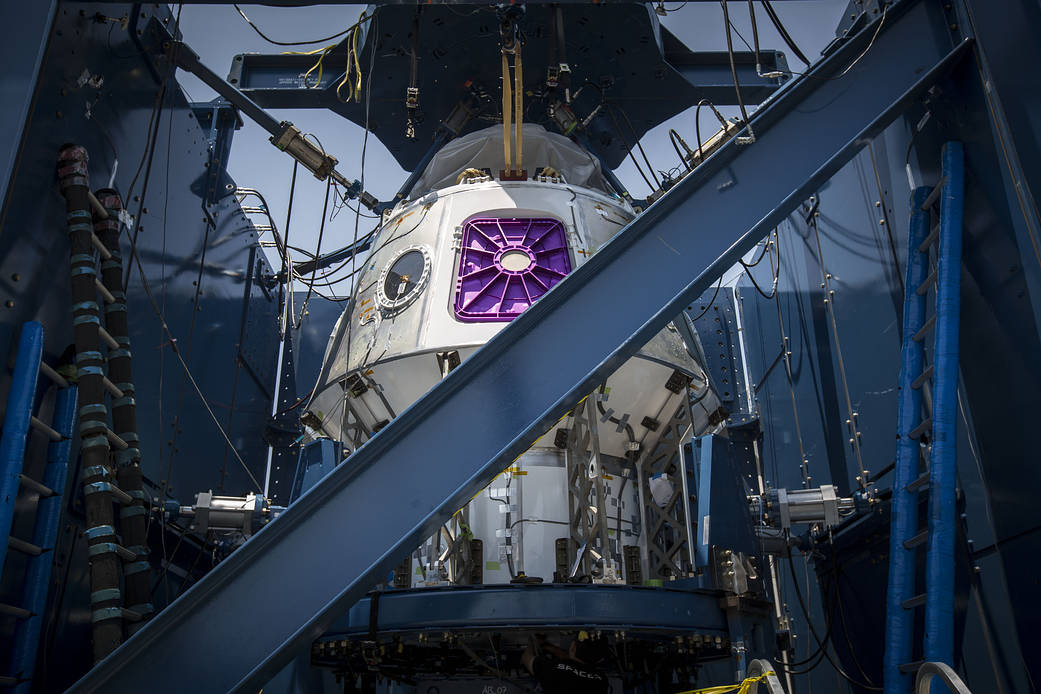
[781, 3, 888, 81]
[232, 4, 368, 47]
[303, 11, 378, 421]
[122, 225, 263, 493]
[767, 230, 812, 487]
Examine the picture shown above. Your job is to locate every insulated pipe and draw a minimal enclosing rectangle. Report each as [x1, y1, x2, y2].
[883, 186, 932, 694]
[57, 145, 122, 659]
[924, 141, 964, 665]
[0, 321, 44, 574]
[94, 189, 153, 630]
[8, 383, 77, 693]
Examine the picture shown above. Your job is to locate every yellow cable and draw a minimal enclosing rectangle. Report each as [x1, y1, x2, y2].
[282, 43, 337, 89]
[676, 672, 777, 694]
[281, 13, 371, 98]
[335, 13, 365, 103]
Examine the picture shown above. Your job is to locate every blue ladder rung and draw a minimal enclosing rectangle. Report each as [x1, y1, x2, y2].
[916, 267, 937, 295]
[0, 603, 31, 619]
[7, 537, 43, 556]
[903, 529, 929, 550]
[909, 417, 932, 439]
[906, 471, 931, 492]
[911, 366, 934, 390]
[918, 224, 940, 252]
[902, 593, 927, 609]
[18, 474, 53, 498]
[921, 177, 947, 209]
[913, 315, 936, 343]
[899, 661, 924, 675]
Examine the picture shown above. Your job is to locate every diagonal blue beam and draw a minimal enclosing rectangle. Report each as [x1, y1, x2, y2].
[69, 2, 969, 692]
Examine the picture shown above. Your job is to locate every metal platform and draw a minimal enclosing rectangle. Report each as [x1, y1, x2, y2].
[328, 584, 730, 637]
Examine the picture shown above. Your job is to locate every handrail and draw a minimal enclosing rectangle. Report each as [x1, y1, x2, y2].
[915, 662, 973, 694]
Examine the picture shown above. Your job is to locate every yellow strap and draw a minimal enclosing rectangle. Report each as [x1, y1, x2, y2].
[676, 672, 777, 694]
[501, 50, 513, 173]
[514, 41, 523, 172]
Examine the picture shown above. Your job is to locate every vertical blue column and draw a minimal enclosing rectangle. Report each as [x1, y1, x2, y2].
[9, 383, 77, 692]
[924, 141, 964, 665]
[883, 187, 932, 693]
[0, 321, 44, 574]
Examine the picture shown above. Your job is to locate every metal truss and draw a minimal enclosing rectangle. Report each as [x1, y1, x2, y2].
[636, 400, 696, 580]
[69, 3, 970, 691]
[563, 396, 615, 581]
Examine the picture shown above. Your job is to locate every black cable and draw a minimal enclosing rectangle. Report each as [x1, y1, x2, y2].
[760, 0, 811, 66]
[615, 106, 660, 188]
[669, 130, 693, 172]
[747, 0, 762, 72]
[232, 4, 366, 47]
[742, 239, 771, 268]
[296, 176, 333, 328]
[693, 99, 728, 165]
[690, 276, 724, 321]
[827, 533, 878, 686]
[740, 246, 778, 300]
[603, 102, 656, 193]
[282, 162, 300, 281]
[720, 1, 752, 133]
[785, 548, 883, 691]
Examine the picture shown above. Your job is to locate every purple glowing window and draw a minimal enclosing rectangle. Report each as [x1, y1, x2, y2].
[454, 217, 572, 322]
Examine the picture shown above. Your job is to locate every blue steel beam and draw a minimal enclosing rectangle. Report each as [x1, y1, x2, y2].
[231, 49, 787, 111]
[69, 2, 968, 692]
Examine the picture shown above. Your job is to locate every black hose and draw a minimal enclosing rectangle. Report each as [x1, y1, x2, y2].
[760, 0, 811, 66]
[785, 548, 883, 690]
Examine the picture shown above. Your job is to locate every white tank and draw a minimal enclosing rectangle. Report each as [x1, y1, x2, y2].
[307, 124, 719, 586]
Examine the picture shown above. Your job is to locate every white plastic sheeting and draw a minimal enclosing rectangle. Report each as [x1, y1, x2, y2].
[409, 123, 614, 197]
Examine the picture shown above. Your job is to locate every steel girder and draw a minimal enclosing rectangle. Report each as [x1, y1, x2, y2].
[69, 1, 969, 691]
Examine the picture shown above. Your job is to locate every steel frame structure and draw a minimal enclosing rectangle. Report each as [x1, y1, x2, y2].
[69, 1, 971, 691]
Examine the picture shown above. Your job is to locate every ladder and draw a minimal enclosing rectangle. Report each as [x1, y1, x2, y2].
[0, 321, 78, 691]
[883, 141, 965, 692]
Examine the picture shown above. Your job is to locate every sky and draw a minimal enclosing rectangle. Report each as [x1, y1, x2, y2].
[175, 1, 849, 288]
